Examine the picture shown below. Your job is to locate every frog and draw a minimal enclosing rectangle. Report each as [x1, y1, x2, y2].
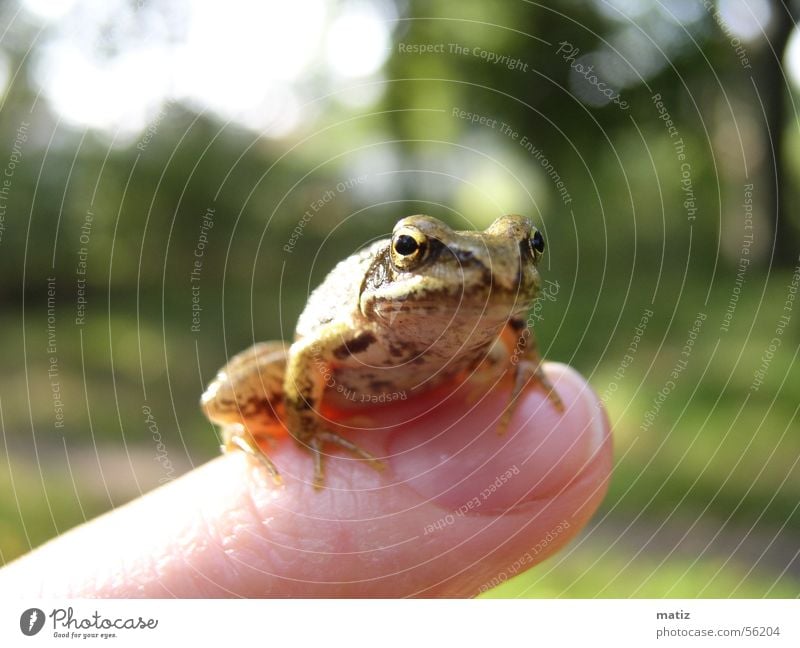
[201, 214, 562, 488]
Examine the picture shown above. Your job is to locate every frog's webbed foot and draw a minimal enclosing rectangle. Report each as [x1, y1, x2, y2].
[223, 425, 283, 486]
[297, 422, 385, 489]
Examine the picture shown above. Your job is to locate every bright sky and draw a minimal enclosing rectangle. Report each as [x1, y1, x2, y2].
[21, 0, 393, 138]
[14, 0, 800, 137]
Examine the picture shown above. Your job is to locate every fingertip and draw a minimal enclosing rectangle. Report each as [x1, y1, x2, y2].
[388, 362, 612, 511]
[541, 361, 612, 462]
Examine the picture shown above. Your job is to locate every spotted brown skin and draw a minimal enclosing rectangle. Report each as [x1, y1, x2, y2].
[201, 214, 561, 488]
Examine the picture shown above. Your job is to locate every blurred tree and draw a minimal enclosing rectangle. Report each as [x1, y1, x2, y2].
[761, 0, 799, 266]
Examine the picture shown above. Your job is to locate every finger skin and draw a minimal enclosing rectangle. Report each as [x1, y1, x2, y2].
[0, 363, 612, 597]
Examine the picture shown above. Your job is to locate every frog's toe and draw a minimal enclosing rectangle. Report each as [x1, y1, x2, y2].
[308, 436, 326, 490]
[300, 429, 385, 487]
[316, 430, 385, 472]
[531, 362, 565, 412]
[225, 428, 283, 486]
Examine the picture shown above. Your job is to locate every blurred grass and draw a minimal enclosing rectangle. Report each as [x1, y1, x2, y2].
[481, 546, 800, 598]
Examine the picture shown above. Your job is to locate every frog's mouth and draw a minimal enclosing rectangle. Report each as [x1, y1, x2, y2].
[365, 276, 536, 326]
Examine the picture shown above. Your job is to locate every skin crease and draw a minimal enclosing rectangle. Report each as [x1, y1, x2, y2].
[0, 363, 612, 598]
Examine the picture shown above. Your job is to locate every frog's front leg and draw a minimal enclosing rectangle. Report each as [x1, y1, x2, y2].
[495, 318, 564, 433]
[284, 329, 385, 488]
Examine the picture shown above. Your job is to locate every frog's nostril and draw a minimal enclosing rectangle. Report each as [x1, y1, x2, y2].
[454, 249, 474, 263]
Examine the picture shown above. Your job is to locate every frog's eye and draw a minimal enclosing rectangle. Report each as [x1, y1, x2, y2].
[530, 230, 545, 255]
[394, 234, 419, 255]
[391, 227, 427, 269]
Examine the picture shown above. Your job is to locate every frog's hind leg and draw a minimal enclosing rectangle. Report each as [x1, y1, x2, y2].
[224, 425, 283, 485]
[201, 341, 288, 482]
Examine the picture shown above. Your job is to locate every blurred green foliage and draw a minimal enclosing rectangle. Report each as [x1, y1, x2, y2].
[0, 0, 797, 596]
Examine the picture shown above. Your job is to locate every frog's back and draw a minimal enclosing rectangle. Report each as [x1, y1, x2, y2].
[294, 240, 387, 339]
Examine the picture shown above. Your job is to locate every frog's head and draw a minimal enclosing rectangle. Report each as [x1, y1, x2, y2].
[359, 214, 544, 337]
